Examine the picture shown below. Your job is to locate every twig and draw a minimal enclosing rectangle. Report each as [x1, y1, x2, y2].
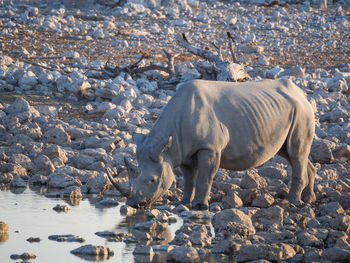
[227, 32, 238, 63]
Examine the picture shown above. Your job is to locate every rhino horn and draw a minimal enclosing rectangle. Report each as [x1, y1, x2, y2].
[124, 157, 140, 179]
[106, 167, 130, 197]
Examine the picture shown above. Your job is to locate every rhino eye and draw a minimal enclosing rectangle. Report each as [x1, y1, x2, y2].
[150, 176, 158, 183]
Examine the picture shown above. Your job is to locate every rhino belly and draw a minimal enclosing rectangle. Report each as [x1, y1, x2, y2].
[219, 145, 281, 171]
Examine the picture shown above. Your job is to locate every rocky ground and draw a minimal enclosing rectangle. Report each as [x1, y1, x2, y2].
[0, 0, 350, 262]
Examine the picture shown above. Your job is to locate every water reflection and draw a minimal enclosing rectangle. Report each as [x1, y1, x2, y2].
[0, 232, 9, 242]
[71, 253, 114, 261]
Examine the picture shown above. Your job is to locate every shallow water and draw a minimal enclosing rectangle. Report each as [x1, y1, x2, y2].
[0, 186, 182, 263]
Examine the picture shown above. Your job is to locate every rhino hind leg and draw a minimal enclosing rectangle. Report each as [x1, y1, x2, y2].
[192, 149, 220, 210]
[179, 164, 197, 206]
[286, 157, 309, 205]
[301, 160, 317, 203]
[278, 144, 314, 205]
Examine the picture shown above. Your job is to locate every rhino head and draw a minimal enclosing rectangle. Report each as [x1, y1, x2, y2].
[107, 134, 175, 209]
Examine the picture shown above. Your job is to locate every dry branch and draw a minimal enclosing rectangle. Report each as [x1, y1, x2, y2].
[101, 50, 179, 78]
[176, 33, 249, 82]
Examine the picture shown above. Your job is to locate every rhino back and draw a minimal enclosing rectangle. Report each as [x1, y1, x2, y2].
[151, 79, 314, 170]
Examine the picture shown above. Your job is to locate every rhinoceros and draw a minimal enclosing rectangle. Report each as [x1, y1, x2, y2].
[108, 79, 316, 210]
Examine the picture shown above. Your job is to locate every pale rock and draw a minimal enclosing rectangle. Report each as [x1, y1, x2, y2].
[279, 66, 305, 77]
[0, 173, 14, 184]
[240, 170, 267, 189]
[62, 50, 80, 59]
[33, 154, 55, 176]
[10, 175, 27, 188]
[167, 246, 200, 263]
[120, 205, 137, 216]
[43, 145, 68, 163]
[97, 102, 116, 113]
[0, 163, 27, 178]
[0, 55, 13, 67]
[53, 204, 71, 212]
[9, 154, 33, 171]
[258, 165, 287, 180]
[181, 69, 201, 81]
[86, 173, 109, 194]
[266, 66, 283, 79]
[103, 106, 127, 120]
[252, 193, 275, 208]
[228, 16, 237, 25]
[47, 172, 81, 188]
[44, 125, 71, 144]
[319, 202, 344, 216]
[189, 225, 211, 247]
[133, 218, 168, 232]
[209, 202, 222, 213]
[212, 239, 241, 255]
[29, 174, 47, 185]
[61, 186, 82, 199]
[258, 55, 269, 66]
[6, 97, 31, 114]
[322, 247, 350, 262]
[240, 44, 264, 54]
[95, 87, 118, 100]
[71, 244, 114, 257]
[19, 71, 38, 89]
[222, 191, 243, 209]
[56, 75, 73, 92]
[37, 105, 58, 116]
[137, 78, 157, 93]
[71, 153, 96, 169]
[327, 78, 348, 93]
[91, 28, 105, 39]
[69, 79, 91, 95]
[187, 0, 199, 7]
[212, 208, 255, 235]
[65, 127, 93, 140]
[132, 94, 154, 109]
[49, 234, 85, 242]
[296, 231, 323, 247]
[237, 244, 292, 262]
[120, 99, 133, 112]
[252, 205, 284, 230]
[311, 139, 335, 164]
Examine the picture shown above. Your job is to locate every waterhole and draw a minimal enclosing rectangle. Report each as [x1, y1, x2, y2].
[0, 186, 183, 263]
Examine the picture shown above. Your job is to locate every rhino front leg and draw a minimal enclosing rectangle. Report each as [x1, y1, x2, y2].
[179, 164, 197, 206]
[192, 149, 220, 210]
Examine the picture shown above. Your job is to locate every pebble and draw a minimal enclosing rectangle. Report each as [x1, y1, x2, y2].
[52, 204, 72, 212]
[49, 234, 85, 243]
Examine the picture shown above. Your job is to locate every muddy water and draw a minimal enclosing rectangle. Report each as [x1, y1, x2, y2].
[0, 187, 182, 263]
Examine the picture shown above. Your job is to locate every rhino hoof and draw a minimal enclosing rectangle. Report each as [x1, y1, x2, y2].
[285, 197, 304, 207]
[192, 203, 208, 211]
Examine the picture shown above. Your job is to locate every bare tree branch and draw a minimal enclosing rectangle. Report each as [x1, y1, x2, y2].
[176, 33, 249, 82]
[227, 32, 238, 63]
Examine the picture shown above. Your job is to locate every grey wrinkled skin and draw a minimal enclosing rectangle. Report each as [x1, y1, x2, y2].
[126, 79, 316, 210]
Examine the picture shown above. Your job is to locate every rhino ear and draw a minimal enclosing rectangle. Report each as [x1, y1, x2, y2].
[151, 136, 173, 162]
[133, 133, 146, 146]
